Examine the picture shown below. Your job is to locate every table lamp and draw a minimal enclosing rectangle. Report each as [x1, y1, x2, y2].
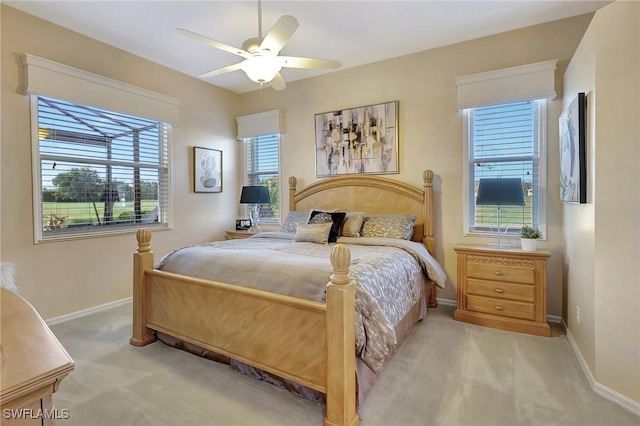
[240, 185, 271, 231]
[475, 178, 525, 247]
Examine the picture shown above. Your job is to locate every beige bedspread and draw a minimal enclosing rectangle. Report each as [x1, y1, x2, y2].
[156, 232, 446, 373]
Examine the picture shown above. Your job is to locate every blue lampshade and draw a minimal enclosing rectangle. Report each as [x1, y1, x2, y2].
[476, 178, 525, 206]
[239, 186, 271, 204]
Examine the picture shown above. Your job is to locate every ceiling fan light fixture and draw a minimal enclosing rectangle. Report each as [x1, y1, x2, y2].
[241, 55, 283, 84]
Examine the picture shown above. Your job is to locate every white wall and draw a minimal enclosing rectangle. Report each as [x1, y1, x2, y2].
[563, 0, 639, 405]
[1, 5, 242, 318]
[561, 15, 597, 373]
[237, 14, 594, 309]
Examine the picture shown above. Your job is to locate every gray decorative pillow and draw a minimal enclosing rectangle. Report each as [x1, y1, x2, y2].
[280, 211, 309, 233]
[360, 214, 417, 240]
[308, 211, 333, 225]
[308, 210, 346, 243]
[294, 223, 332, 244]
[340, 212, 366, 237]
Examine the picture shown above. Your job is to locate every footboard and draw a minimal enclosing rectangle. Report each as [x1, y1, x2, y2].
[130, 229, 359, 426]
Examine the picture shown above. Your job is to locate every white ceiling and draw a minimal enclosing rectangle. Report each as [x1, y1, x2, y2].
[7, 1, 610, 94]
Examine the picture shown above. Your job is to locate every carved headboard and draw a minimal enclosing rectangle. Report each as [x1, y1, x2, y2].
[288, 170, 435, 255]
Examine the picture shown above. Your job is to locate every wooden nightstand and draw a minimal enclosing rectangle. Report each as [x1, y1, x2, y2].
[453, 244, 551, 337]
[225, 230, 258, 240]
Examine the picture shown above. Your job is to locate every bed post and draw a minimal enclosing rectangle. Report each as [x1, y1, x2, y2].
[130, 228, 155, 347]
[325, 244, 359, 426]
[289, 176, 298, 211]
[423, 170, 438, 308]
[423, 169, 435, 254]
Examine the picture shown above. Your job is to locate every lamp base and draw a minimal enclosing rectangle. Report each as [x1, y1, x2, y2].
[249, 204, 261, 232]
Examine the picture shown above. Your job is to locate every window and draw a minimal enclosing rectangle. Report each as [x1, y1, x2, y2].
[245, 134, 280, 223]
[33, 95, 170, 242]
[464, 100, 547, 236]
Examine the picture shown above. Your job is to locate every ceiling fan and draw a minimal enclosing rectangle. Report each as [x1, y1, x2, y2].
[176, 0, 341, 90]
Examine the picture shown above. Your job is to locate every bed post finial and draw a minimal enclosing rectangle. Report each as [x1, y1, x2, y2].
[325, 244, 359, 426]
[423, 169, 434, 185]
[136, 228, 151, 253]
[329, 244, 350, 284]
[289, 176, 298, 211]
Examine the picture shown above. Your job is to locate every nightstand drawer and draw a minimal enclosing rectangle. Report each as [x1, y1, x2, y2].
[466, 259, 534, 284]
[467, 278, 534, 302]
[466, 294, 535, 321]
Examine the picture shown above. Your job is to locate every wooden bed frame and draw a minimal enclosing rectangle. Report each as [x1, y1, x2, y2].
[131, 170, 437, 426]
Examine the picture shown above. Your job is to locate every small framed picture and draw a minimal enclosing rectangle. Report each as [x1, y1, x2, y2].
[559, 93, 586, 203]
[194, 147, 222, 193]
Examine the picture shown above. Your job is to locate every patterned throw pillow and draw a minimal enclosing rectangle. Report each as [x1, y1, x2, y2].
[360, 214, 417, 240]
[308, 210, 346, 243]
[340, 212, 366, 237]
[280, 211, 309, 233]
[294, 223, 332, 244]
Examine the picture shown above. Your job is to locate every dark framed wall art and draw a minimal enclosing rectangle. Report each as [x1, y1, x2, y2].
[194, 146, 222, 193]
[559, 92, 586, 203]
[314, 101, 398, 176]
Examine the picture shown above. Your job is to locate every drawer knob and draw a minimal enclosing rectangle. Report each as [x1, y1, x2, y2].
[495, 271, 504, 276]
[495, 288, 504, 293]
[495, 305, 504, 311]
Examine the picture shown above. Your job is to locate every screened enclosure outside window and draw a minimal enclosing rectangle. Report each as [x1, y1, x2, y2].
[33, 95, 170, 241]
[246, 134, 280, 223]
[466, 100, 546, 235]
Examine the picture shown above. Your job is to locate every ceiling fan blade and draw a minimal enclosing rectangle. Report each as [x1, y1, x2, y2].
[199, 62, 245, 78]
[269, 72, 287, 91]
[280, 56, 342, 70]
[260, 15, 299, 54]
[175, 28, 250, 58]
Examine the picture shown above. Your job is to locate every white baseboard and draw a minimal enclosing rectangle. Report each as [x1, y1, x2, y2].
[563, 319, 640, 417]
[547, 314, 562, 324]
[45, 297, 132, 326]
[435, 297, 457, 307]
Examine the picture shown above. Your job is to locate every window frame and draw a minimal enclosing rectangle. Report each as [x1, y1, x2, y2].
[31, 94, 173, 243]
[462, 99, 547, 239]
[244, 133, 281, 225]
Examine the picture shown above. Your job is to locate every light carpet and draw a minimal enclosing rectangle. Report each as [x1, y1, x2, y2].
[50, 303, 638, 426]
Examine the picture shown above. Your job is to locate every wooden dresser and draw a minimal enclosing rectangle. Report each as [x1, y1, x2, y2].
[0, 288, 74, 425]
[453, 244, 551, 337]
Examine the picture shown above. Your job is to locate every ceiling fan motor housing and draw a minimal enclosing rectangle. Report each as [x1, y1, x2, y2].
[241, 37, 266, 54]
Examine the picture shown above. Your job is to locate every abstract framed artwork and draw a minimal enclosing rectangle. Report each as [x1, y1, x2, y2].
[559, 92, 586, 203]
[194, 146, 222, 193]
[314, 101, 398, 176]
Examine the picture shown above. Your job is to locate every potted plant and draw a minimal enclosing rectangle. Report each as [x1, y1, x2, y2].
[520, 225, 542, 251]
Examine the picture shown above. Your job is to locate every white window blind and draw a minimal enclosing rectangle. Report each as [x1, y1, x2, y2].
[467, 100, 545, 234]
[34, 95, 170, 242]
[246, 134, 280, 223]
